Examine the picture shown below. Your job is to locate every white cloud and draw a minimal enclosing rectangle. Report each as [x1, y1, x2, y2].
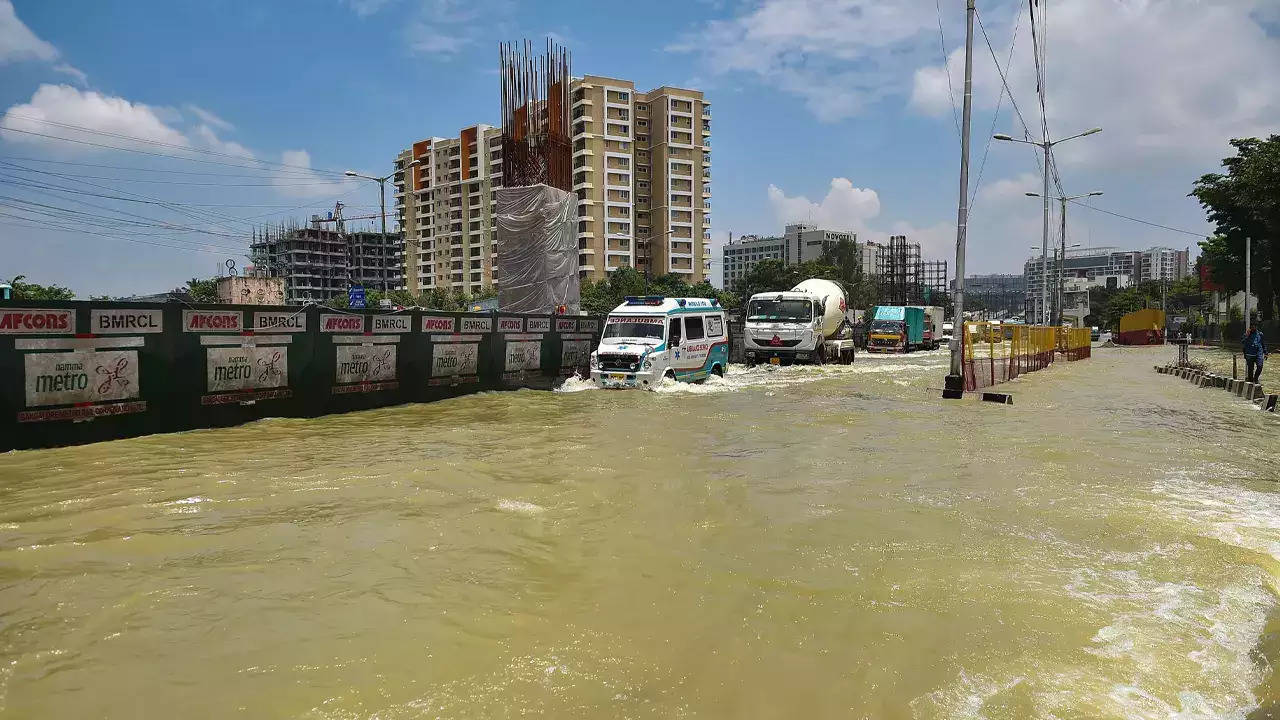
[192, 124, 253, 159]
[911, 0, 1280, 170]
[670, 0, 939, 121]
[409, 30, 470, 56]
[344, 0, 398, 17]
[975, 172, 1039, 206]
[767, 178, 882, 231]
[184, 104, 232, 131]
[51, 62, 87, 86]
[0, 84, 191, 150]
[766, 178, 958, 265]
[272, 149, 355, 198]
[404, 0, 507, 57]
[0, 0, 56, 63]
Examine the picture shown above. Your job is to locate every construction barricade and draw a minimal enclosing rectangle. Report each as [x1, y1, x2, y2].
[1057, 327, 1092, 361]
[961, 322, 1057, 391]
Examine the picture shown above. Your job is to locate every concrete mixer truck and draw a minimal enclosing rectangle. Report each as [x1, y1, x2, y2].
[743, 279, 857, 366]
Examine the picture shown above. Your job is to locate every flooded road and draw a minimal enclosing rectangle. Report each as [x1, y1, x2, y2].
[2, 346, 1279, 719]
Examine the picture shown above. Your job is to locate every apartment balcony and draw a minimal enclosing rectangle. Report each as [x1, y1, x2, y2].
[573, 181, 594, 192]
[573, 148, 594, 159]
[579, 264, 596, 272]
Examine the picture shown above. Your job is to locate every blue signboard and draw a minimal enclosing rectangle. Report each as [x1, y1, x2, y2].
[348, 285, 366, 309]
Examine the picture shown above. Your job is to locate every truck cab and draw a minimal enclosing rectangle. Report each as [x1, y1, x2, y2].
[590, 296, 729, 389]
[868, 306, 924, 353]
[743, 280, 856, 366]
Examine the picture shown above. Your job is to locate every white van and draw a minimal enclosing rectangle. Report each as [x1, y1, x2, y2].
[591, 296, 729, 389]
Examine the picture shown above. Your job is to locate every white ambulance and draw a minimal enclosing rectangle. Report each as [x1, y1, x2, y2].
[590, 296, 730, 389]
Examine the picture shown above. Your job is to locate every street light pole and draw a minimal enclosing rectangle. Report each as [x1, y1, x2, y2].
[346, 159, 420, 295]
[1025, 190, 1101, 325]
[994, 127, 1101, 324]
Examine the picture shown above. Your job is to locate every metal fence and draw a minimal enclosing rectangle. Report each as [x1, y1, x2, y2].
[961, 322, 1059, 391]
[1056, 327, 1092, 361]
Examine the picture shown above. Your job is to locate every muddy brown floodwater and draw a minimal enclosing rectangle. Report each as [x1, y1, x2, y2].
[2, 345, 1279, 719]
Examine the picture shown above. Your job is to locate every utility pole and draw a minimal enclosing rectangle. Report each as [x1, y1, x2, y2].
[1245, 235, 1251, 330]
[994, 132, 1102, 325]
[1056, 198, 1066, 325]
[944, 0, 975, 400]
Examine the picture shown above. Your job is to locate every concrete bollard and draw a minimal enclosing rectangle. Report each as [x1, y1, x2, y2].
[1266, 394, 1278, 412]
[1250, 384, 1265, 401]
[1238, 382, 1250, 398]
[981, 392, 1013, 405]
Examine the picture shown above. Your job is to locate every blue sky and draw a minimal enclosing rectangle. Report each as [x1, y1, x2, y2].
[1, 0, 1277, 295]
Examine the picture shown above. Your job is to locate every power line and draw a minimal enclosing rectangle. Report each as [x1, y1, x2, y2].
[0, 125, 351, 179]
[0, 161, 253, 236]
[0, 155, 346, 179]
[2, 113, 350, 177]
[0, 213, 246, 255]
[968, 7, 1023, 212]
[1065, 198, 1207, 238]
[935, 0, 962, 139]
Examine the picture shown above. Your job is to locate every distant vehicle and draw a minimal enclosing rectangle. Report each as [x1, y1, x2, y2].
[1091, 326, 1101, 341]
[940, 321, 954, 346]
[868, 306, 925, 353]
[591, 296, 729, 389]
[910, 305, 945, 350]
[742, 279, 857, 365]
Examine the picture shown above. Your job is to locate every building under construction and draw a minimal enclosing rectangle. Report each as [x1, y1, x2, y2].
[874, 235, 948, 305]
[248, 203, 403, 304]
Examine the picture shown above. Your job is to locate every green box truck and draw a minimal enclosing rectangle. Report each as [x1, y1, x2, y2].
[867, 306, 924, 353]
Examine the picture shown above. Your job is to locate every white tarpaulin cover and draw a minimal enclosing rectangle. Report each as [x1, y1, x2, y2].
[495, 184, 579, 314]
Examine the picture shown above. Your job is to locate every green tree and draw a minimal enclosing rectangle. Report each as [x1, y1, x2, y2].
[1191, 135, 1280, 321]
[6, 275, 75, 300]
[185, 278, 219, 303]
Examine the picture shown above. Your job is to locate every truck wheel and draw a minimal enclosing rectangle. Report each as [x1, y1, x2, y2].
[814, 346, 825, 365]
[711, 364, 724, 378]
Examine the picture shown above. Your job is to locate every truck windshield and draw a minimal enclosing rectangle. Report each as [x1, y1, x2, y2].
[747, 298, 812, 322]
[871, 320, 904, 333]
[602, 319, 664, 341]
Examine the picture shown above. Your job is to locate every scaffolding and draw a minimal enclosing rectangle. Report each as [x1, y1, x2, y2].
[875, 235, 948, 305]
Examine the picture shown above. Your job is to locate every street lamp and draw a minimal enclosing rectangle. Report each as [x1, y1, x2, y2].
[1031, 241, 1082, 324]
[1026, 190, 1102, 324]
[345, 158, 421, 293]
[994, 127, 1101, 324]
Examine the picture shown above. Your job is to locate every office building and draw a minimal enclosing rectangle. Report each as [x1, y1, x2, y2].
[722, 234, 786, 289]
[394, 76, 711, 292]
[1022, 245, 1189, 320]
[965, 273, 1026, 318]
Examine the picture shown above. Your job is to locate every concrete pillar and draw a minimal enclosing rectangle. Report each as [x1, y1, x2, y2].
[1250, 384, 1264, 401]
[1266, 394, 1278, 412]
[1237, 381, 1249, 397]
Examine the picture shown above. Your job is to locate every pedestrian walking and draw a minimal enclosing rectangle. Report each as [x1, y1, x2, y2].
[1242, 324, 1266, 384]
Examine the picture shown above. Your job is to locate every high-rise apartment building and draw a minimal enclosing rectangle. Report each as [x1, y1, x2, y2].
[394, 124, 504, 295]
[1140, 247, 1190, 282]
[393, 77, 712, 294]
[571, 75, 710, 281]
